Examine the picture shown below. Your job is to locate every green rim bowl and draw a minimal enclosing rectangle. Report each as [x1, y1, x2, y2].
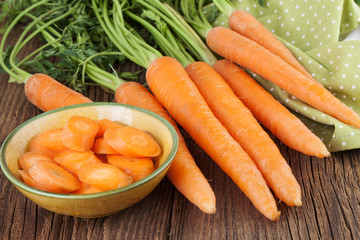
[0, 103, 178, 218]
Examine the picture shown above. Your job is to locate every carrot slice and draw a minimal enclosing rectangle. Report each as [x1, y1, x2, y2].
[62, 116, 99, 151]
[78, 163, 133, 191]
[108, 155, 155, 182]
[53, 150, 102, 176]
[104, 127, 161, 158]
[92, 137, 119, 154]
[29, 129, 68, 157]
[96, 119, 123, 138]
[19, 170, 51, 192]
[71, 182, 103, 194]
[18, 151, 55, 171]
[28, 160, 80, 193]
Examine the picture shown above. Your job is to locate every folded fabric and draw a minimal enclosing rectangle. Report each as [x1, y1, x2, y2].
[214, 0, 360, 152]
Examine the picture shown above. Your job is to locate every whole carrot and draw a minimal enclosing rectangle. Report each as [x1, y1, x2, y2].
[115, 81, 216, 214]
[146, 56, 280, 221]
[206, 27, 360, 129]
[213, 59, 330, 158]
[228, 10, 319, 84]
[186, 61, 302, 206]
[25, 73, 92, 111]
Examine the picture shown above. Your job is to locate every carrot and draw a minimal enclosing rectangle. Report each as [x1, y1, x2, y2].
[103, 127, 161, 158]
[107, 155, 155, 182]
[53, 150, 102, 176]
[24, 73, 92, 112]
[18, 151, 55, 171]
[78, 163, 133, 191]
[96, 119, 123, 138]
[62, 116, 99, 151]
[28, 160, 80, 193]
[213, 59, 331, 158]
[28, 129, 68, 158]
[146, 56, 280, 220]
[228, 10, 319, 84]
[115, 81, 216, 214]
[19, 170, 51, 192]
[71, 182, 103, 194]
[206, 27, 360, 129]
[92, 137, 119, 154]
[186, 61, 302, 206]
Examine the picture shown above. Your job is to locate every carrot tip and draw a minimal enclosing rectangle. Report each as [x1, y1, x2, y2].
[271, 211, 281, 221]
[294, 199, 302, 207]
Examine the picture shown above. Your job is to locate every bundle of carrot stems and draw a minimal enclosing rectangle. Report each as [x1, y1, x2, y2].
[1, 0, 359, 221]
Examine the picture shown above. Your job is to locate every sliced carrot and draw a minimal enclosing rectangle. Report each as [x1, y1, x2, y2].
[104, 127, 161, 158]
[107, 155, 155, 182]
[78, 163, 133, 191]
[53, 150, 102, 176]
[19, 170, 51, 192]
[96, 119, 123, 138]
[62, 116, 99, 151]
[146, 56, 280, 220]
[18, 151, 55, 171]
[71, 182, 103, 194]
[34, 128, 68, 153]
[28, 160, 80, 193]
[28, 129, 68, 158]
[92, 137, 119, 154]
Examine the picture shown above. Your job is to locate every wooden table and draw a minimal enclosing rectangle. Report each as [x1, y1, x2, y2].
[1, 26, 360, 240]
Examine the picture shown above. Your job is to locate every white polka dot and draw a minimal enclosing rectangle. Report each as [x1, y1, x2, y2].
[306, 20, 310, 24]
[348, 54, 352, 57]
[339, 125, 343, 128]
[253, 4, 257, 7]
[285, 99, 289, 103]
[310, 27, 314, 31]
[345, 63, 349, 67]
[346, 23, 349, 28]
[312, 116, 316, 120]
[308, 60, 312, 63]
[323, 27, 326, 31]
[338, 45, 342, 48]
[286, 32, 290, 36]
[301, 13, 305, 17]
[343, 95, 346, 99]
[303, 107, 307, 110]
[321, 114, 325, 117]
[332, 20, 336, 24]
[315, 35, 318, 39]
[267, 20, 271, 23]
[317, 53, 321, 57]
[270, 88, 274, 91]
[350, 132, 355, 136]
[271, 29, 275, 33]
[285, 9, 289, 13]
[279, 1, 283, 4]
[355, 75, 359, 78]
[296, 27, 301, 31]
[291, 40, 296, 44]
[323, 5, 326, 9]
[274, 9, 278, 13]
[350, 45, 355, 48]
[306, 42, 310, 46]
[296, 5, 299, 9]
[298, 57, 302, 60]
[309, 6, 313, 9]
[342, 74, 346, 78]
[340, 85, 344, 89]
[318, 20, 322, 24]
[290, 18, 294, 21]
[337, 6, 341, 10]
[337, 56, 341, 59]
[353, 97, 356, 101]
[330, 60, 333, 64]
[314, 13, 317, 17]
[327, 12, 330, 16]
[319, 42, 323, 45]
[281, 23, 284, 27]
[342, 142, 347, 146]
[302, 35, 306, 39]
[312, 73, 316, 77]
[260, 11, 264, 15]
[352, 85, 356, 89]
[328, 35, 332, 38]
[357, 64, 360, 68]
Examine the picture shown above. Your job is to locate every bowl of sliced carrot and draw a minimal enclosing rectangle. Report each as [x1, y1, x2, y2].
[0, 102, 178, 218]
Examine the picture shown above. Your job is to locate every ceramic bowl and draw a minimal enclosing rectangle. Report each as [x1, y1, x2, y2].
[0, 103, 178, 218]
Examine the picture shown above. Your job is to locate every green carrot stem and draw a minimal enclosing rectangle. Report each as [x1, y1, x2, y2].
[212, 0, 235, 18]
[0, 0, 49, 81]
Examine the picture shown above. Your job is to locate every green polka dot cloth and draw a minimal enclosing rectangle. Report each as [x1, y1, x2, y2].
[214, 0, 360, 152]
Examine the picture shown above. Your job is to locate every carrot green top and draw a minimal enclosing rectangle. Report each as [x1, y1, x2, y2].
[213, 0, 360, 151]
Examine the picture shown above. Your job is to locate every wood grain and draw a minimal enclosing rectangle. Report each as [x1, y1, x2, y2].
[1, 24, 360, 240]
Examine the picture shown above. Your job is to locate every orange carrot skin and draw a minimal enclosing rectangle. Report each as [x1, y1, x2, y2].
[19, 170, 52, 192]
[28, 160, 80, 193]
[71, 182, 103, 194]
[18, 151, 55, 171]
[92, 137, 119, 154]
[206, 27, 360, 129]
[213, 60, 330, 158]
[24, 73, 92, 111]
[107, 155, 155, 182]
[54, 150, 102, 176]
[62, 116, 99, 151]
[186, 61, 302, 206]
[115, 82, 216, 214]
[228, 10, 318, 84]
[104, 127, 161, 158]
[96, 119, 123, 138]
[146, 56, 280, 220]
